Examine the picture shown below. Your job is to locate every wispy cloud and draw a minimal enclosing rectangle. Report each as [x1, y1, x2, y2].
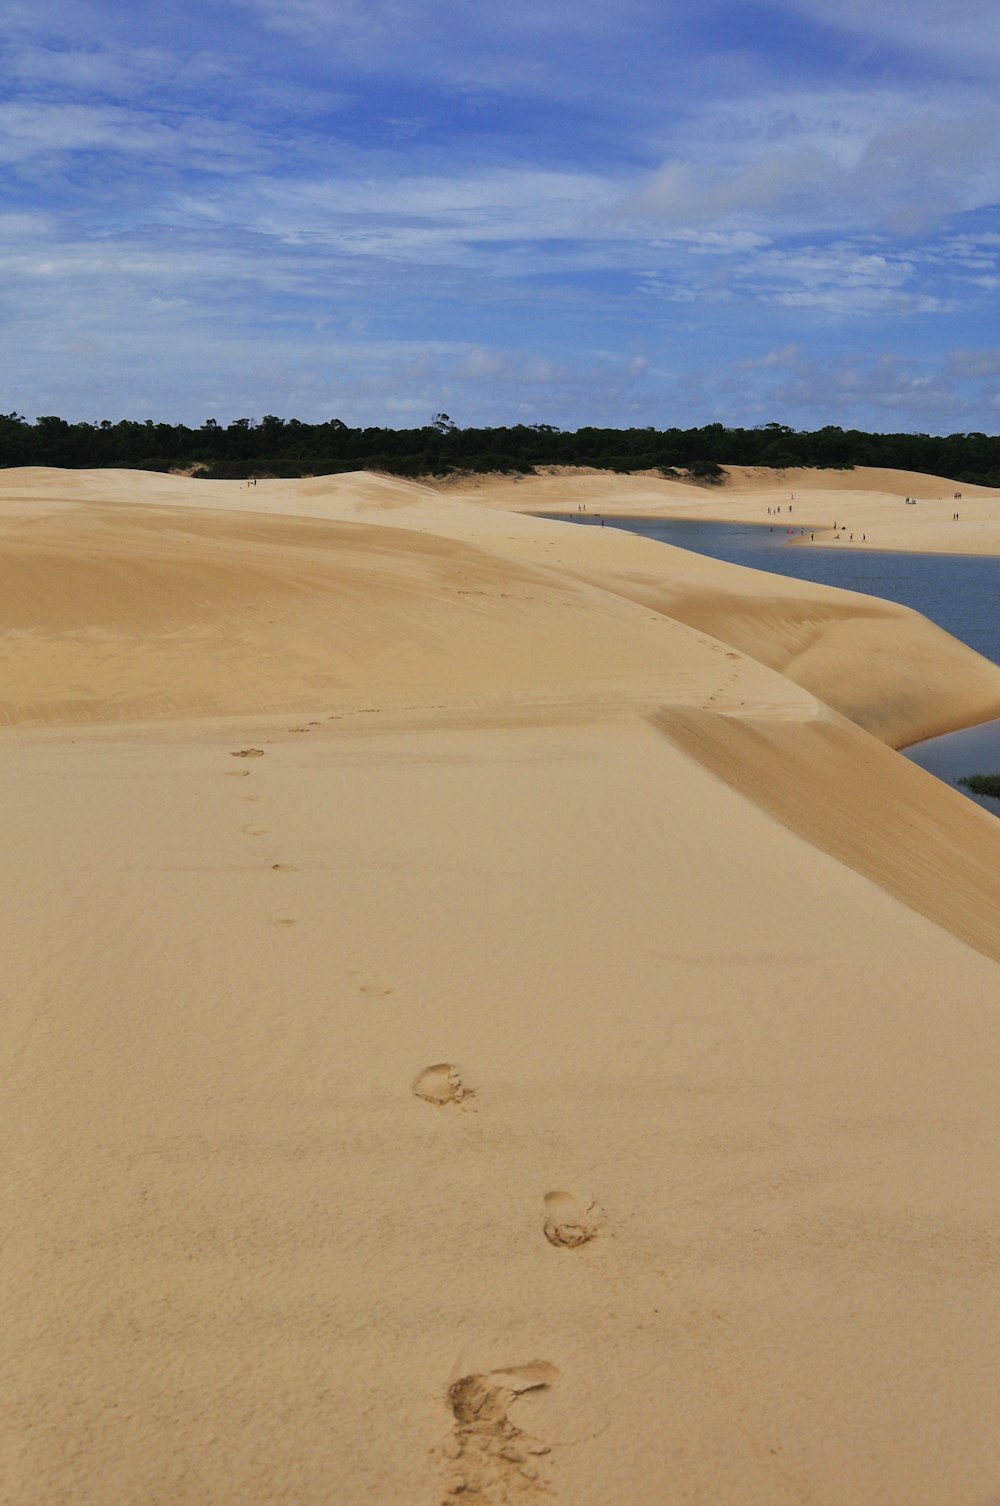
[628, 105, 1000, 236]
[2, 0, 1000, 431]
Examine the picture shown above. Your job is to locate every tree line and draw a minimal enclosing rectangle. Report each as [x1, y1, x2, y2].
[2, 412, 1000, 486]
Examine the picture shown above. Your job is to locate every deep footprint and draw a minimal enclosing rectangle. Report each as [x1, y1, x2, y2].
[442, 1362, 558, 1501]
[413, 1062, 470, 1106]
[542, 1190, 605, 1248]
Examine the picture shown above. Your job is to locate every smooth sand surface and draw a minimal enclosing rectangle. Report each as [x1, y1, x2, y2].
[5, 468, 1000, 1506]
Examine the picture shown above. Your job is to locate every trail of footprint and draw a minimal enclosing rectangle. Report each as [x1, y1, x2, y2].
[703, 656, 746, 710]
[543, 1191, 605, 1249]
[413, 1062, 472, 1107]
[441, 1361, 558, 1502]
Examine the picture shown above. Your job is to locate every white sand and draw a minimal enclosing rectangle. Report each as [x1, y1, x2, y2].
[5, 467, 1000, 1506]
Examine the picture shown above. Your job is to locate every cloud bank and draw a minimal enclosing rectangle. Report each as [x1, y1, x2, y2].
[1, 0, 1000, 432]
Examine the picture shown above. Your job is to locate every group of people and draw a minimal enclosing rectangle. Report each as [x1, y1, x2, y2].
[905, 492, 962, 518]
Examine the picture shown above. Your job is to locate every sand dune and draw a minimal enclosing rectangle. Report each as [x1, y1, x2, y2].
[3, 467, 998, 744]
[447, 462, 1000, 555]
[0, 495, 810, 728]
[5, 467, 1000, 1506]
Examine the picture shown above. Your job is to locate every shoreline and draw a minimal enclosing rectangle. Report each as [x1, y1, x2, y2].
[533, 509, 979, 555]
[442, 463, 1000, 558]
[532, 509, 1000, 558]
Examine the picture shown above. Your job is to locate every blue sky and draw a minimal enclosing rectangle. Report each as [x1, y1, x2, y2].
[2, 0, 1000, 432]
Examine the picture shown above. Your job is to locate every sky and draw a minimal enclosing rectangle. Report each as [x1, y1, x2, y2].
[2, 0, 1000, 433]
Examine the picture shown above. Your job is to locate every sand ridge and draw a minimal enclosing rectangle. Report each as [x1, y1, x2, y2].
[2, 467, 1000, 745]
[5, 466, 1000, 1506]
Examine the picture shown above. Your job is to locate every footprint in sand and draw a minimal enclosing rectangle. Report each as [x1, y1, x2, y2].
[271, 862, 297, 872]
[413, 1062, 471, 1106]
[442, 1362, 558, 1500]
[269, 912, 296, 928]
[242, 823, 266, 837]
[225, 770, 251, 778]
[542, 1190, 605, 1248]
[348, 970, 393, 998]
[230, 748, 264, 758]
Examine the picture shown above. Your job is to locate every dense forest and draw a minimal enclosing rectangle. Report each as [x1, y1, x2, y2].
[2, 411, 1000, 486]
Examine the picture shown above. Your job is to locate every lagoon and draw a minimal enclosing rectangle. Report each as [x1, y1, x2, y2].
[554, 514, 1000, 812]
[555, 515, 1000, 666]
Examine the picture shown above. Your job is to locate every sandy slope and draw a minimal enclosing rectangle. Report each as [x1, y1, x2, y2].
[5, 468, 1000, 1506]
[3, 467, 999, 745]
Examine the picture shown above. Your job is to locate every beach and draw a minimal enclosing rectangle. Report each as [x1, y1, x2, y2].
[6, 466, 1000, 1506]
[449, 463, 1000, 556]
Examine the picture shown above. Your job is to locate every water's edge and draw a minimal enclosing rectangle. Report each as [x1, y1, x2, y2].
[555, 514, 1000, 816]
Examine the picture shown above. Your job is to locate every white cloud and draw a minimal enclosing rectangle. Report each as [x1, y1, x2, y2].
[782, 0, 1000, 72]
[3, 0, 1000, 432]
[0, 99, 280, 173]
[735, 344, 802, 370]
[948, 348, 1000, 379]
[629, 150, 837, 221]
[461, 348, 503, 379]
[629, 106, 1000, 236]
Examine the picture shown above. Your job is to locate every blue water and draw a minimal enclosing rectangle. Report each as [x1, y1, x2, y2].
[555, 515, 1000, 666]
[551, 514, 1000, 811]
[904, 719, 1000, 814]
